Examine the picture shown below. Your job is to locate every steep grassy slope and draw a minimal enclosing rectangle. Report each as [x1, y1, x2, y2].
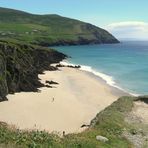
[0, 7, 119, 46]
[0, 40, 66, 101]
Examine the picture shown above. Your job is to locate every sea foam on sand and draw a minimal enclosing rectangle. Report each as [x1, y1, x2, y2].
[60, 61, 139, 97]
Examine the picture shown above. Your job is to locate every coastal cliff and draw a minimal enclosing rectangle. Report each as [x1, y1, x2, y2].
[0, 8, 120, 100]
[0, 7, 119, 46]
[0, 41, 66, 101]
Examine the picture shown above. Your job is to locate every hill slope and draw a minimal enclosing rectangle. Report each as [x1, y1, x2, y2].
[0, 7, 119, 46]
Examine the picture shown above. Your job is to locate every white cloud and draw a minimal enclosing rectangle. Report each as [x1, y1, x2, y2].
[105, 21, 148, 40]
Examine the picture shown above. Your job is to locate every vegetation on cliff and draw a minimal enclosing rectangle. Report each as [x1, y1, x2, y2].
[0, 40, 66, 101]
[0, 7, 119, 46]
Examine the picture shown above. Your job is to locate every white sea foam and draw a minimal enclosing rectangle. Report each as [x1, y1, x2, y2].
[60, 61, 76, 67]
[60, 61, 140, 97]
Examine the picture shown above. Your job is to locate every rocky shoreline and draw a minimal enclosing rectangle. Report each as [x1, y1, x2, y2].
[0, 40, 66, 101]
[36, 38, 120, 47]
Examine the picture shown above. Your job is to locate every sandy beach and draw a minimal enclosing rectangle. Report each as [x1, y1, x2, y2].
[0, 67, 126, 134]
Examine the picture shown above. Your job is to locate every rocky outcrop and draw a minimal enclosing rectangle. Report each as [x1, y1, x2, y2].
[37, 37, 119, 47]
[0, 51, 8, 101]
[56, 64, 81, 68]
[96, 135, 109, 142]
[0, 41, 66, 101]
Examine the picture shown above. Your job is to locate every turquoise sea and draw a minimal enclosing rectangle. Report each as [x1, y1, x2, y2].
[54, 41, 148, 96]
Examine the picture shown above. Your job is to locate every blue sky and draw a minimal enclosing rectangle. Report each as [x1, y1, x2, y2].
[0, 0, 148, 39]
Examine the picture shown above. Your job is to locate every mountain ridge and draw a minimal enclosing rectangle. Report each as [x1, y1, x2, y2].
[0, 7, 119, 46]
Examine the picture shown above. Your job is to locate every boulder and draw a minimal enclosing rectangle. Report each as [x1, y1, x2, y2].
[45, 80, 59, 85]
[96, 135, 109, 142]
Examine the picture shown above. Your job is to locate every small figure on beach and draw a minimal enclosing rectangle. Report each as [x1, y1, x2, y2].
[63, 131, 65, 136]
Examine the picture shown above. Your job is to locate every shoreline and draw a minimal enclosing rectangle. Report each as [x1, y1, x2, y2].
[60, 61, 137, 96]
[0, 66, 128, 134]
[83, 70, 130, 97]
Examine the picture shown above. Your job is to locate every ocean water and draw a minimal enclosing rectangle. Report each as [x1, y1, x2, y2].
[54, 41, 148, 96]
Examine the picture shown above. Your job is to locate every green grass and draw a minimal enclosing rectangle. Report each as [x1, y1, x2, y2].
[0, 7, 119, 45]
[0, 96, 136, 148]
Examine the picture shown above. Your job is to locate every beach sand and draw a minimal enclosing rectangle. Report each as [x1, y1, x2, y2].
[0, 67, 126, 134]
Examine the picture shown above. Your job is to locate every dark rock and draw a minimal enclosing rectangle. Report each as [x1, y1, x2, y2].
[48, 66, 58, 71]
[81, 124, 90, 128]
[45, 85, 52, 88]
[135, 96, 148, 104]
[130, 129, 138, 135]
[45, 81, 59, 85]
[67, 65, 81, 68]
[56, 64, 65, 68]
[0, 51, 8, 101]
[56, 64, 81, 69]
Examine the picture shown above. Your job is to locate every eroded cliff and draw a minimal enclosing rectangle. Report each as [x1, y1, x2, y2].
[0, 41, 66, 101]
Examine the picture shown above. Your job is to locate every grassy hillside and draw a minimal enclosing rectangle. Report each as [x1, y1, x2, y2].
[0, 7, 119, 46]
[0, 96, 141, 148]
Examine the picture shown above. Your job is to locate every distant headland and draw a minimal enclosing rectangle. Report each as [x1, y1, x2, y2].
[0, 7, 119, 46]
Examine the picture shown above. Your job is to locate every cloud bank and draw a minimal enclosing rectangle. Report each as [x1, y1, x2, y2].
[105, 21, 148, 40]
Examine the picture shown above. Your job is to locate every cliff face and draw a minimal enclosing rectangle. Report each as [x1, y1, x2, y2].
[0, 41, 66, 101]
[0, 7, 119, 46]
[0, 51, 8, 100]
